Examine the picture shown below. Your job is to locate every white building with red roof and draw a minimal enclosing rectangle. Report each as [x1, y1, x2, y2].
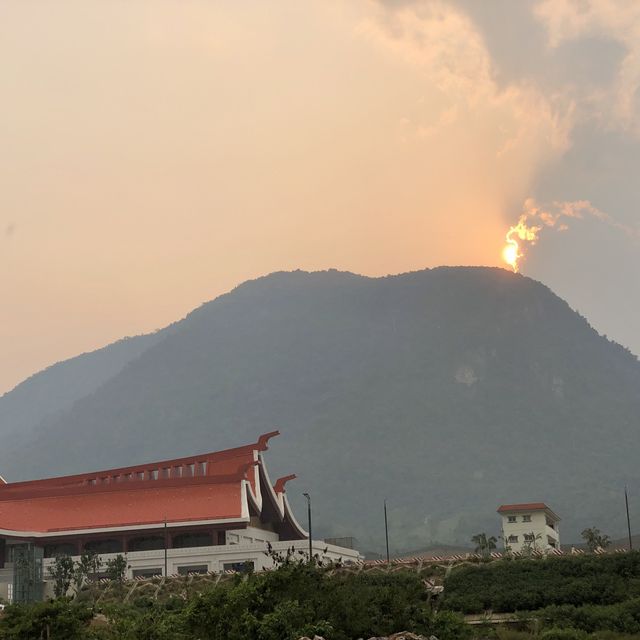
[0, 432, 361, 602]
[497, 502, 561, 553]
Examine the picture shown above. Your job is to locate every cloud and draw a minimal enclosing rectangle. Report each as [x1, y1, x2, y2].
[506, 196, 640, 270]
[358, 0, 581, 248]
[370, 2, 640, 260]
[534, 0, 640, 134]
[361, 1, 575, 157]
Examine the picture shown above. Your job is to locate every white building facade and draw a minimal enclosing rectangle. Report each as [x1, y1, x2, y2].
[498, 503, 560, 553]
[0, 432, 361, 603]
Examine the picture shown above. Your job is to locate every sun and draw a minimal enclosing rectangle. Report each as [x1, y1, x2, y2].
[502, 214, 541, 273]
[502, 242, 519, 272]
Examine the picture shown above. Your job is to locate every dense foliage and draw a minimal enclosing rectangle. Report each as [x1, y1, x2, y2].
[534, 598, 640, 634]
[10, 554, 640, 639]
[442, 552, 640, 614]
[0, 562, 469, 640]
[0, 600, 92, 640]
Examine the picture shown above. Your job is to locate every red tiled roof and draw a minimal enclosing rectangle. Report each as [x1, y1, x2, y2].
[0, 432, 308, 537]
[497, 503, 549, 512]
[497, 503, 560, 520]
[0, 480, 243, 533]
[1, 430, 280, 499]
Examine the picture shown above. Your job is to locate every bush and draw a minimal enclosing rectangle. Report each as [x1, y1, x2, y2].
[541, 628, 588, 640]
[0, 600, 93, 640]
[182, 561, 442, 640]
[443, 552, 640, 614]
[533, 600, 640, 635]
[0, 564, 469, 640]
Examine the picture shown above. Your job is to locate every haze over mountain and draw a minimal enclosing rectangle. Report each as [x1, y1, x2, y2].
[2, 267, 639, 552]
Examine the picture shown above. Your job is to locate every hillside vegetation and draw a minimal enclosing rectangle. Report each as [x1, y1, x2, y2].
[1, 267, 639, 550]
[0, 561, 465, 640]
[6, 554, 640, 639]
[442, 553, 640, 613]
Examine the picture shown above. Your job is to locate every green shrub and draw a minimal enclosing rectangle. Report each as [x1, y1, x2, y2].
[0, 564, 470, 640]
[541, 628, 588, 640]
[533, 599, 640, 635]
[0, 600, 93, 640]
[443, 552, 640, 614]
[182, 562, 439, 640]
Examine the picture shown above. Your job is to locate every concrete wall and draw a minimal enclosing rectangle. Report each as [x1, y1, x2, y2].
[0, 526, 361, 602]
[500, 510, 560, 553]
[33, 538, 360, 599]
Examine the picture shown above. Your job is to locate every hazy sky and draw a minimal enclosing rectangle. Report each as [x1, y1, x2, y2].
[2, 0, 639, 394]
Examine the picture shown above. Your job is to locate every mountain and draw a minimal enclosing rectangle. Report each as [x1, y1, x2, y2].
[0, 332, 164, 453]
[1, 267, 639, 552]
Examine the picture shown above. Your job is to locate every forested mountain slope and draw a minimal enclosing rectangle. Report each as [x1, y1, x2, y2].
[0, 333, 163, 447]
[2, 267, 639, 551]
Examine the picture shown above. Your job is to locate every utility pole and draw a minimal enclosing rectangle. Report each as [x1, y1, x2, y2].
[303, 493, 312, 561]
[626, 486, 633, 551]
[164, 517, 168, 577]
[384, 500, 390, 563]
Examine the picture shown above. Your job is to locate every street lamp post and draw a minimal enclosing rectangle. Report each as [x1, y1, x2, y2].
[626, 486, 633, 551]
[384, 500, 390, 564]
[303, 493, 312, 561]
[164, 517, 168, 577]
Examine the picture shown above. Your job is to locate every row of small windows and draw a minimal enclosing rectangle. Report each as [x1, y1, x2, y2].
[43, 532, 226, 558]
[506, 515, 532, 523]
[507, 534, 536, 543]
[84, 462, 209, 486]
[131, 561, 255, 579]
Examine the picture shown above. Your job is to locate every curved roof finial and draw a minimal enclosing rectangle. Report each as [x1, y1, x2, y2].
[236, 460, 261, 479]
[274, 474, 297, 494]
[257, 430, 280, 451]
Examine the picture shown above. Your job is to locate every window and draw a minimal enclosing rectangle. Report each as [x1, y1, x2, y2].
[132, 568, 162, 579]
[507, 535, 518, 543]
[44, 543, 77, 558]
[128, 536, 165, 552]
[507, 516, 516, 523]
[172, 533, 213, 549]
[177, 564, 208, 576]
[522, 515, 532, 522]
[223, 561, 255, 573]
[84, 539, 123, 554]
[523, 533, 535, 542]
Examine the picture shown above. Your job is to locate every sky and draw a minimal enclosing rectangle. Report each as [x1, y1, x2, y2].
[1, 0, 639, 395]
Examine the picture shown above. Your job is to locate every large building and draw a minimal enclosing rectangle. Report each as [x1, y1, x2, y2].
[497, 502, 561, 553]
[0, 431, 361, 602]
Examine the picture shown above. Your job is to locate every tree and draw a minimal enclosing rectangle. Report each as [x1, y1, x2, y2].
[521, 531, 543, 556]
[48, 554, 75, 598]
[73, 551, 102, 592]
[581, 527, 611, 552]
[471, 533, 497, 558]
[105, 554, 128, 583]
[0, 599, 93, 640]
